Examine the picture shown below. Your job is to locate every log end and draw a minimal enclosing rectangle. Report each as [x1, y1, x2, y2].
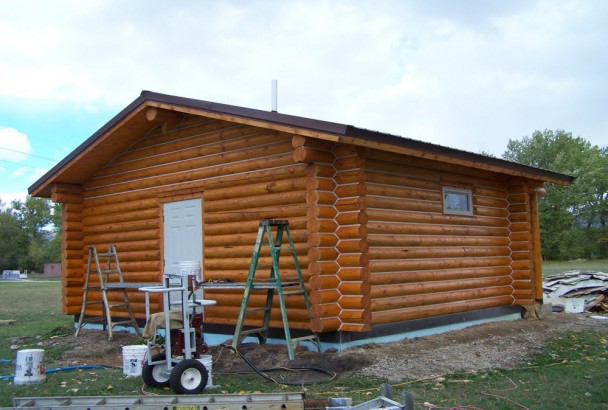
[311, 317, 340, 333]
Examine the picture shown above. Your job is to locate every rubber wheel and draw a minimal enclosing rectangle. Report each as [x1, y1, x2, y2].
[142, 353, 171, 388]
[169, 359, 209, 394]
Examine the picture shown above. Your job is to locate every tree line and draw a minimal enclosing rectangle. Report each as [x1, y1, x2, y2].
[0, 197, 61, 272]
[503, 130, 607, 260]
[0, 129, 605, 271]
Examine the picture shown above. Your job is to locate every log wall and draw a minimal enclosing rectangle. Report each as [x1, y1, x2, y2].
[52, 184, 84, 315]
[332, 145, 371, 332]
[55, 110, 542, 333]
[68, 115, 314, 328]
[294, 136, 340, 333]
[294, 139, 372, 332]
[507, 180, 535, 305]
[363, 149, 521, 325]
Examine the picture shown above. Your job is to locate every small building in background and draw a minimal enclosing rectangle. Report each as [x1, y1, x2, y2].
[43, 263, 62, 277]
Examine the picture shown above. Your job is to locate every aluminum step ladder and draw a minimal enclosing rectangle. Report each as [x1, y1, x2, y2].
[75, 245, 141, 340]
[232, 219, 320, 360]
[10, 392, 305, 410]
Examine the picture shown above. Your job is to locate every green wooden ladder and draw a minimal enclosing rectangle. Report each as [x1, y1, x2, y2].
[75, 245, 141, 340]
[232, 219, 320, 360]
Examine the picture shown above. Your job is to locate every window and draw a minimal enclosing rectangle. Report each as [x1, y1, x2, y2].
[443, 187, 473, 215]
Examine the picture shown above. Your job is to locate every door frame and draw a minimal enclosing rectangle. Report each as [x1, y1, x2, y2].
[158, 191, 204, 278]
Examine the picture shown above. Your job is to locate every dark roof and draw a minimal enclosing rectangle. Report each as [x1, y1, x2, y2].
[28, 90, 574, 196]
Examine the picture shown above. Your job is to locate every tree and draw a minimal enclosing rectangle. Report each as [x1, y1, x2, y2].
[503, 130, 608, 260]
[0, 196, 61, 272]
[11, 196, 53, 242]
[0, 201, 29, 272]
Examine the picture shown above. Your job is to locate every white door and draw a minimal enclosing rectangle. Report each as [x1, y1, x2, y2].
[163, 198, 203, 277]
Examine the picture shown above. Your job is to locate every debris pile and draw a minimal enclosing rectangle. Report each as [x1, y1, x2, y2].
[543, 271, 608, 313]
[2, 270, 22, 280]
[588, 290, 608, 312]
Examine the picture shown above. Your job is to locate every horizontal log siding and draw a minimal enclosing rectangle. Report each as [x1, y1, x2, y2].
[364, 149, 516, 325]
[198, 123, 315, 328]
[52, 184, 84, 315]
[57, 111, 543, 332]
[73, 117, 314, 327]
[508, 181, 534, 305]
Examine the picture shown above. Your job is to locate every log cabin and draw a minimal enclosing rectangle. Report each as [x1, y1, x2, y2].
[29, 91, 573, 347]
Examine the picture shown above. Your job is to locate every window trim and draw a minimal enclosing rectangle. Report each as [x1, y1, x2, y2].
[442, 187, 474, 216]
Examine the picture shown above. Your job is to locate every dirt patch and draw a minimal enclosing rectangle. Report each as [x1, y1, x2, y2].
[38, 329, 142, 369]
[209, 342, 374, 376]
[38, 313, 607, 381]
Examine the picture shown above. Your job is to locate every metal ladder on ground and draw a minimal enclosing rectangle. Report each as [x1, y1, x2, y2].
[10, 392, 305, 409]
[232, 219, 320, 360]
[75, 245, 141, 340]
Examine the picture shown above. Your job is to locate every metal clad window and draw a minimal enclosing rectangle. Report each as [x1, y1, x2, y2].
[443, 187, 473, 215]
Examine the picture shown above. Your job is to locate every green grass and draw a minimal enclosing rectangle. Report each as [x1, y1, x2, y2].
[543, 259, 608, 277]
[0, 282, 70, 353]
[400, 330, 608, 409]
[2, 270, 608, 408]
[0, 280, 144, 406]
[26, 272, 63, 282]
[207, 331, 608, 409]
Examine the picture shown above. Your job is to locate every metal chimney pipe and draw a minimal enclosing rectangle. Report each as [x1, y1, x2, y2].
[271, 80, 278, 112]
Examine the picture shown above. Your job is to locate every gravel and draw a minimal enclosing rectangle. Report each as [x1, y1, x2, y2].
[42, 312, 608, 382]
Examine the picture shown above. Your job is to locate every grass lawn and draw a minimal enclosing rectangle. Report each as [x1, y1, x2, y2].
[402, 331, 608, 409]
[543, 259, 608, 276]
[1, 269, 608, 408]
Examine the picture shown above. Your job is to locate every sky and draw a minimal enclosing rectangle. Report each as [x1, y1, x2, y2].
[0, 0, 606, 205]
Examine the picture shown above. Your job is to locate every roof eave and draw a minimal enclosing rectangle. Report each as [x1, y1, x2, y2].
[28, 93, 151, 197]
[29, 90, 575, 198]
[141, 92, 575, 185]
[342, 126, 575, 186]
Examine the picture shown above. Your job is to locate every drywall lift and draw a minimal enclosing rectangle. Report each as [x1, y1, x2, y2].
[139, 271, 216, 394]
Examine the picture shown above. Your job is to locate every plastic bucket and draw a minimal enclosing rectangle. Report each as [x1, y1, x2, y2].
[122, 345, 147, 377]
[14, 349, 45, 385]
[179, 260, 202, 282]
[197, 355, 213, 389]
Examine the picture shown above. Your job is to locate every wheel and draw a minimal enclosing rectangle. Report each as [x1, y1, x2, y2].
[142, 353, 171, 388]
[169, 359, 208, 394]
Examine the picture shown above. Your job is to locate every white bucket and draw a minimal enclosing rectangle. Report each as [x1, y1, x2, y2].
[197, 355, 213, 389]
[122, 345, 147, 377]
[14, 349, 46, 385]
[179, 260, 202, 282]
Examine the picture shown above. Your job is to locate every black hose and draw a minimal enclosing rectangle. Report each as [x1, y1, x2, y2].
[220, 344, 336, 386]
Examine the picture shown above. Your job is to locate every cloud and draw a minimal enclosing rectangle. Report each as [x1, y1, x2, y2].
[29, 168, 49, 182]
[0, 0, 606, 157]
[0, 127, 31, 161]
[10, 167, 28, 178]
[315, 0, 608, 153]
[0, 191, 27, 206]
[0, 127, 46, 192]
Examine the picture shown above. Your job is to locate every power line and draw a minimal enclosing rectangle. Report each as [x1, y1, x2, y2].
[0, 158, 51, 171]
[0, 146, 58, 162]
